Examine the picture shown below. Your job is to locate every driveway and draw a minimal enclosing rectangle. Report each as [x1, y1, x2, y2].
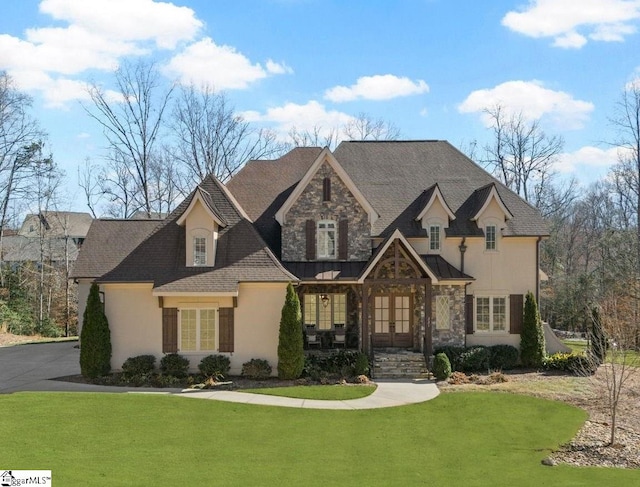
[0, 341, 163, 394]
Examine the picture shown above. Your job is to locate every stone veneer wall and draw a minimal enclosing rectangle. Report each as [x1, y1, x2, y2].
[431, 284, 466, 348]
[282, 161, 370, 261]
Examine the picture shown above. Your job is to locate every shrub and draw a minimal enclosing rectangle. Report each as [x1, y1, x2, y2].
[241, 358, 272, 379]
[80, 283, 112, 378]
[122, 355, 156, 376]
[303, 350, 368, 379]
[160, 353, 190, 378]
[489, 344, 519, 370]
[542, 352, 597, 375]
[434, 346, 466, 371]
[277, 283, 304, 379]
[198, 354, 231, 378]
[520, 291, 545, 368]
[459, 346, 490, 372]
[353, 352, 370, 376]
[433, 352, 452, 380]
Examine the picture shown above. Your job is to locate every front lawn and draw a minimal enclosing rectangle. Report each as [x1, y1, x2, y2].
[243, 384, 376, 400]
[1, 392, 638, 485]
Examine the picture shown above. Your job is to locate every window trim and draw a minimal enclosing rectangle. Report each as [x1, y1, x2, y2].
[303, 293, 347, 330]
[485, 224, 497, 251]
[429, 224, 441, 252]
[193, 236, 207, 266]
[178, 308, 218, 352]
[317, 220, 337, 259]
[474, 296, 508, 333]
[435, 295, 450, 330]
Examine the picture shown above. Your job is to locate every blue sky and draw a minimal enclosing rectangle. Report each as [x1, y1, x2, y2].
[1, 0, 640, 213]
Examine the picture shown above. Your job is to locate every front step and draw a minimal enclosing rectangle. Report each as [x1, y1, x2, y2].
[372, 350, 429, 379]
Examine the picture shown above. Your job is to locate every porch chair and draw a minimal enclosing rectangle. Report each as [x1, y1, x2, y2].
[333, 325, 346, 348]
[306, 326, 321, 349]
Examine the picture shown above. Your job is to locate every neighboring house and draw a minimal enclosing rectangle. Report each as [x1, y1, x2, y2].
[72, 141, 548, 374]
[19, 211, 93, 247]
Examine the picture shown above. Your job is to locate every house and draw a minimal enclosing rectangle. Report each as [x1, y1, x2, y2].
[72, 141, 547, 375]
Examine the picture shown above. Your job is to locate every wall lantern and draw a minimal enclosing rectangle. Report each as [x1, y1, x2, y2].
[320, 294, 330, 308]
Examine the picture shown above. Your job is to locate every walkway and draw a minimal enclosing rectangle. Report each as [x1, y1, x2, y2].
[178, 379, 440, 409]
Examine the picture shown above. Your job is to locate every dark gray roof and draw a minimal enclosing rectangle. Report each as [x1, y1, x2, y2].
[421, 255, 474, 281]
[333, 141, 548, 237]
[73, 175, 296, 292]
[283, 261, 368, 281]
[227, 147, 323, 256]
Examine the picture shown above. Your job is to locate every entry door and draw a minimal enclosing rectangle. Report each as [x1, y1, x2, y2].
[372, 294, 412, 348]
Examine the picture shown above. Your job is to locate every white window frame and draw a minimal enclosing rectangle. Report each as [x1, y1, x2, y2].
[429, 224, 441, 252]
[474, 296, 508, 333]
[435, 295, 450, 330]
[179, 308, 217, 352]
[303, 294, 346, 330]
[485, 224, 497, 251]
[317, 220, 337, 259]
[193, 236, 207, 266]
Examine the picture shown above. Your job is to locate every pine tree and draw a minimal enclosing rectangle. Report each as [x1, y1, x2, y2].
[520, 291, 545, 368]
[277, 283, 304, 379]
[80, 283, 112, 378]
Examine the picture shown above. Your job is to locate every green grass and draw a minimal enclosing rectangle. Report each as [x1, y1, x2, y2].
[243, 384, 376, 400]
[1, 392, 639, 486]
[562, 339, 640, 367]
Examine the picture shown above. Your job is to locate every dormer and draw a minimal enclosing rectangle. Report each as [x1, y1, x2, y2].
[176, 187, 227, 267]
[415, 184, 455, 253]
[470, 183, 513, 251]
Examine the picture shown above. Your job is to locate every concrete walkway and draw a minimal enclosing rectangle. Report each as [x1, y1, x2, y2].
[179, 379, 440, 409]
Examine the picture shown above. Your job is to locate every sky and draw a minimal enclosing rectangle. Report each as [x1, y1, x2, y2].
[1, 0, 640, 214]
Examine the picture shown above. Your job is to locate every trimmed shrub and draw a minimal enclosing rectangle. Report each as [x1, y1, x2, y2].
[80, 283, 112, 378]
[199, 354, 231, 378]
[459, 346, 490, 372]
[160, 353, 189, 378]
[488, 344, 519, 370]
[520, 291, 545, 368]
[277, 283, 304, 379]
[434, 345, 466, 371]
[302, 350, 369, 379]
[542, 352, 597, 376]
[353, 352, 370, 376]
[433, 353, 452, 380]
[241, 358, 272, 379]
[122, 355, 156, 376]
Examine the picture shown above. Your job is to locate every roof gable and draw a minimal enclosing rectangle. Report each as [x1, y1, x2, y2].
[176, 186, 227, 227]
[415, 183, 456, 222]
[470, 183, 514, 221]
[275, 147, 378, 225]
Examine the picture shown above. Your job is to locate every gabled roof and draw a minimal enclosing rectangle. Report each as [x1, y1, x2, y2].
[175, 185, 227, 227]
[415, 183, 456, 222]
[19, 211, 93, 238]
[274, 147, 378, 225]
[72, 175, 296, 292]
[469, 183, 513, 221]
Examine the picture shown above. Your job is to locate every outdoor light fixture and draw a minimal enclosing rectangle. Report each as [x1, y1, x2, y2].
[320, 294, 330, 308]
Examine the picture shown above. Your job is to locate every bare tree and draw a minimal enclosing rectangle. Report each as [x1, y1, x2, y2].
[84, 61, 174, 217]
[171, 85, 286, 184]
[77, 157, 103, 219]
[481, 105, 564, 207]
[288, 125, 339, 149]
[343, 112, 401, 141]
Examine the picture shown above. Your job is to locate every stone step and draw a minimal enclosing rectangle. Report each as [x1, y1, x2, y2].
[372, 351, 428, 379]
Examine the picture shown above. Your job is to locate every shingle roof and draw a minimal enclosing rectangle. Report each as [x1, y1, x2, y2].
[421, 255, 474, 281]
[227, 147, 323, 256]
[19, 211, 93, 238]
[2, 235, 80, 262]
[72, 175, 296, 292]
[283, 261, 368, 281]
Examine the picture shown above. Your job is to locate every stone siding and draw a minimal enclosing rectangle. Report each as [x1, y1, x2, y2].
[282, 161, 370, 261]
[431, 284, 466, 348]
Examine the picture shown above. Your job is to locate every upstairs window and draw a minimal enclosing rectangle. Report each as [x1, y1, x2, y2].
[429, 225, 441, 251]
[485, 225, 497, 251]
[193, 236, 207, 266]
[317, 220, 336, 259]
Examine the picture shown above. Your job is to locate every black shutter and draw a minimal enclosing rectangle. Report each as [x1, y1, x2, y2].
[510, 294, 524, 334]
[465, 295, 474, 334]
[338, 219, 348, 260]
[219, 307, 235, 352]
[162, 308, 178, 353]
[305, 219, 316, 260]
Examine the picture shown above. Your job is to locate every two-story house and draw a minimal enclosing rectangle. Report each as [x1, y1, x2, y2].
[72, 141, 547, 374]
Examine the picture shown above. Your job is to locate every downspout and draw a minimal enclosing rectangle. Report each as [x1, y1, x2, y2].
[536, 236, 542, 304]
[458, 237, 467, 274]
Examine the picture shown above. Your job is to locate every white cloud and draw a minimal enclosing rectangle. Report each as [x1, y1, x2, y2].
[554, 146, 626, 173]
[502, 0, 640, 48]
[266, 59, 293, 75]
[39, 0, 202, 49]
[458, 80, 594, 130]
[324, 74, 429, 102]
[242, 100, 354, 139]
[164, 38, 285, 90]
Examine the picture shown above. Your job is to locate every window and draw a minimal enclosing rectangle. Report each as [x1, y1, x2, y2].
[475, 296, 507, 333]
[485, 225, 497, 251]
[317, 221, 336, 259]
[180, 308, 216, 351]
[429, 225, 441, 251]
[435, 295, 450, 330]
[193, 236, 207, 265]
[303, 294, 346, 330]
